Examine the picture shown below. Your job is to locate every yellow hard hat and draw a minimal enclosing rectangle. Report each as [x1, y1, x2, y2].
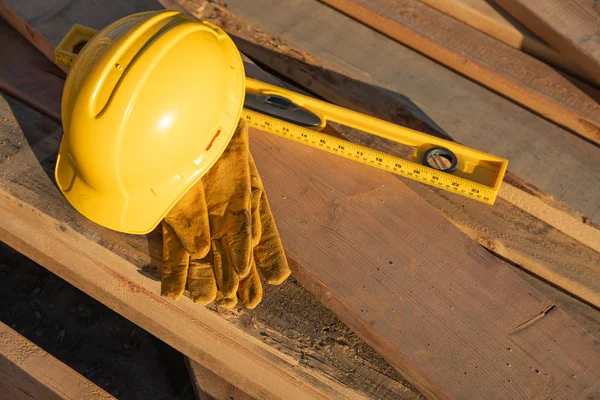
[56, 11, 245, 234]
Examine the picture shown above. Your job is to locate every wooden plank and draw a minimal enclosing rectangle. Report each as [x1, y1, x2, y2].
[0, 17, 424, 400]
[2, 2, 600, 399]
[0, 322, 114, 400]
[0, 16, 63, 121]
[494, 0, 600, 86]
[185, 358, 254, 400]
[316, 0, 600, 145]
[180, 0, 600, 309]
[418, 0, 592, 82]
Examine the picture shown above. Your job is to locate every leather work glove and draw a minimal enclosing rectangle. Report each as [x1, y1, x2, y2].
[161, 120, 291, 308]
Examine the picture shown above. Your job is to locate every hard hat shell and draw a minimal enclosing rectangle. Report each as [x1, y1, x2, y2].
[56, 11, 245, 234]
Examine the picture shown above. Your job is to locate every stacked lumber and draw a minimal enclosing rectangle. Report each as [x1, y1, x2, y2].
[417, 0, 591, 81]
[0, 0, 599, 399]
[318, 0, 600, 144]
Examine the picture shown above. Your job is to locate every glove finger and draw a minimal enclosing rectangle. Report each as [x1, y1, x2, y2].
[163, 181, 211, 256]
[212, 239, 240, 298]
[249, 155, 262, 247]
[161, 221, 190, 300]
[248, 154, 291, 285]
[238, 257, 263, 309]
[188, 252, 217, 305]
[226, 217, 253, 278]
[215, 291, 238, 309]
[254, 194, 291, 285]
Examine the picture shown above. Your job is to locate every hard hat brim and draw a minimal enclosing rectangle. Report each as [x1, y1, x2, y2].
[55, 116, 242, 235]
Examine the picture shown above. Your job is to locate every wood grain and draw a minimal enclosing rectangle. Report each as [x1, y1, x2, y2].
[2, 1, 600, 398]
[317, 0, 600, 145]
[185, 358, 254, 400]
[418, 0, 592, 82]
[176, 0, 600, 308]
[0, 18, 423, 400]
[494, 0, 600, 86]
[0, 17, 63, 121]
[0, 322, 114, 400]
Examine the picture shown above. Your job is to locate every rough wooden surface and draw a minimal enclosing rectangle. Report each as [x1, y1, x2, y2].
[176, 0, 600, 309]
[317, 0, 600, 145]
[3, 1, 600, 398]
[418, 0, 591, 82]
[495, 0, 600, 86]
[0, 17, 63, 121]
[0, 322, 114, 400]
[186, 358, 254, 400]
[0, 16, 424, 400]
